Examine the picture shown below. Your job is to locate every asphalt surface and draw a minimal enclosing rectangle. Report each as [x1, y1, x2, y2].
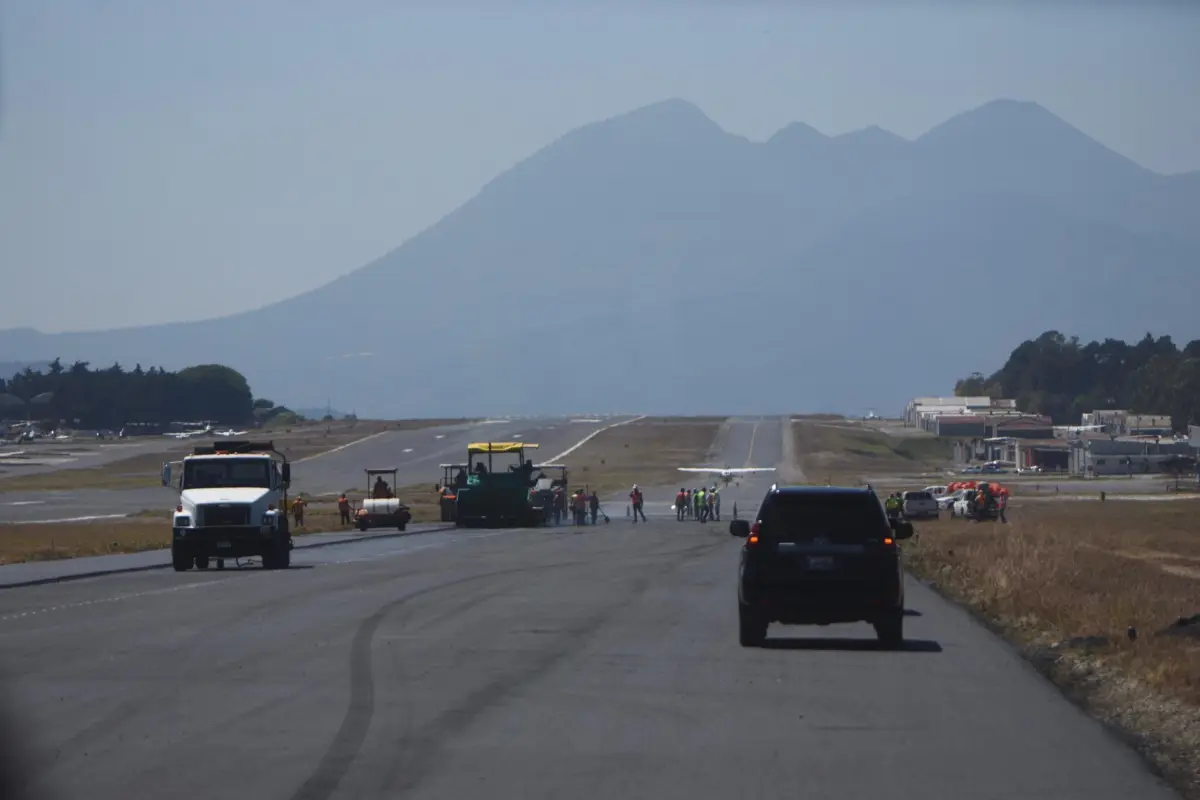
[0, 437, 187, 479]
[0, 417, 635, 524]
[0, 415, 1183, 799]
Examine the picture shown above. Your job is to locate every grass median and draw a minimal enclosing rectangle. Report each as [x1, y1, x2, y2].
[544, 416, 724, 499]
[905, 500, 1200, 798]
[792, 419, 955, 486]
[0, 418, 465, 492]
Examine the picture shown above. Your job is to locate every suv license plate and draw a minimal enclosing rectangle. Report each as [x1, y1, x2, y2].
[217, 540, 231, 550]
[806, 556, 835, 571]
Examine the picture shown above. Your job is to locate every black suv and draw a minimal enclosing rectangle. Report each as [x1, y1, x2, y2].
[729, 485, 914, 647]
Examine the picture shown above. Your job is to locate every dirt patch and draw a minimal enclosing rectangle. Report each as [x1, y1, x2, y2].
[905, 500, 1200, 798]
[0, 419, 459, 492]
[792, 420, 955, 486]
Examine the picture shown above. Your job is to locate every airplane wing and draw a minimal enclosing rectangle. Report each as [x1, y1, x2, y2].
[677, 466, 777, 474]
[725, 467, 776, 473]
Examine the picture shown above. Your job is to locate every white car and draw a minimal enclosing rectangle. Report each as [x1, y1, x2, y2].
[1017, 466, 1044, 475]
[902, 490, 939, 520]
[937, 489, 966, 512]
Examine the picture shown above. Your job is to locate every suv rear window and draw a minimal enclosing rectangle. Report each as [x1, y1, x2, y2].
[904, 491, 933, 501]
[757, 493, 889, 544]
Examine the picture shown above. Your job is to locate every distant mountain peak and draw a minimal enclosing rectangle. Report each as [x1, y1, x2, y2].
[602, 97, 724, 134]
[833, 125, 908, 146]
[766, 121, 829, 147]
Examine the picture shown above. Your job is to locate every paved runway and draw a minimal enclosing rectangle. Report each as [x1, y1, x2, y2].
[0, 417, 634, 524]
[0, 415, 1182, 799]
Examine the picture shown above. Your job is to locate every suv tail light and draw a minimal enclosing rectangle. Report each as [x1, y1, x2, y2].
[748, 521, 761, 545]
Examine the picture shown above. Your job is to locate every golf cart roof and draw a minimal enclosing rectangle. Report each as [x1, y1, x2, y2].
[438, 463, 470, 469]
[533, 463, 567, 470]
[366, 468, 398, 474]
[467, 442, 539, 454]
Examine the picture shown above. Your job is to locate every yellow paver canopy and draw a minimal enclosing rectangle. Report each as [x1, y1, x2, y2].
[467, 442, 540, 454]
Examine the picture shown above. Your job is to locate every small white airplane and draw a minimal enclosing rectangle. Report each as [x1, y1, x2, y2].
[213, 429, 249, 437]
[678, 465, 777, 487]
[164, 425, 213, 439]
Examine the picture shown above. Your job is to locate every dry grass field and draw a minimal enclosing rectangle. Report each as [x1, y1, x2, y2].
[906, 500, 1200, 797]
[545, 417, 724, 499]
[792, 419, 955, 486]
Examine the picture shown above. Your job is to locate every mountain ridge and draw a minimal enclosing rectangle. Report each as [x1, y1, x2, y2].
[2, 97, 1197, 417]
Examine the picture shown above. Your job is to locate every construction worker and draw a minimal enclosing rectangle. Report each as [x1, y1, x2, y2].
[337, 493, 351, 526]
[683, 488, 692, 518]
[291, 495, 306, 527]
[675, 488, 687, 521]
[589, 491, 600, 525]
[572, 490, 587, 525]
[373, 475, 389, 499]
[552, 486, 564, 525]
[885, 493, 902, 519]
[630, 485, 646, 523]
[705, 488, 715, 522]
[693, 488, 703, 520]
[998, 490, 1008, 523]
[712, 486, 721, 521]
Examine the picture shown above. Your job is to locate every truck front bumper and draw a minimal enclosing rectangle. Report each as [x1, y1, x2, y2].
[173, 525, 285, 558]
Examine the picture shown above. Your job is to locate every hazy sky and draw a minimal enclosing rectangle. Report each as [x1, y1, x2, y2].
[2, 1, 1198, 333]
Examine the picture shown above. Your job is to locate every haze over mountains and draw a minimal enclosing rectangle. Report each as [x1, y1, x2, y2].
[2, 98, 1198, 418]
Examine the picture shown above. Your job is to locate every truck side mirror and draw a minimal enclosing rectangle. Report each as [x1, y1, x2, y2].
[282, 463, 291, 485]
[891, 519, 915, 540]
[161, 462, 172, 488]
[729, 519, 750, 538]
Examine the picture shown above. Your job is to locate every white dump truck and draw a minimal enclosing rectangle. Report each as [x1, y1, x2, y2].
[162, 440, 293, 571]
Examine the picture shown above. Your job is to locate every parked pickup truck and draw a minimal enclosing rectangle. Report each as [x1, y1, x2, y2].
[901, 490, 939, 520]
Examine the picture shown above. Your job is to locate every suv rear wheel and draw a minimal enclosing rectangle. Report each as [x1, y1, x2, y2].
[738, 604, 768, 647]
[873, 612, 904, 646]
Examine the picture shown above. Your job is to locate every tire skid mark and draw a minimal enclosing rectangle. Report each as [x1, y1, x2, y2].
[380, 537, 726, 795]
[289, 536, 723, 800]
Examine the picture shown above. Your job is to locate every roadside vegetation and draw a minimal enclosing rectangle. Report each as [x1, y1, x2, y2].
[906, 500, 1200, 798]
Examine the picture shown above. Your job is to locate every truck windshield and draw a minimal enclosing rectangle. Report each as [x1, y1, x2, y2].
[182, 458, 271, 489]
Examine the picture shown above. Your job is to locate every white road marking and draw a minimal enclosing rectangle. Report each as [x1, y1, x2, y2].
[402, 448, 414, 453]
[435, 435, 445, 439]
[546, 415, 648, 464]
[6, 501, 45, 506]
[4, 514, 130, 525]
[295, 430, 391, 463]
[0, 578, 233, 622]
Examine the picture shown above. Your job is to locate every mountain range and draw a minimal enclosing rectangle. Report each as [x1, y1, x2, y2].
[2, 98, 1197, 418]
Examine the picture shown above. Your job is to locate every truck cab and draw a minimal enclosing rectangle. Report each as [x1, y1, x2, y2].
[162, 440, 293, 571]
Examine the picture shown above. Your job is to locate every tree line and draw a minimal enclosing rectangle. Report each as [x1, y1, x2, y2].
[955, 331, 1200, 429]
[0, 359, 259, 429]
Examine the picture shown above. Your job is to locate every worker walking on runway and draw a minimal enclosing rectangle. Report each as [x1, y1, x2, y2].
[337, 494, 351, 526]
[589, 490, 600, 525]
[630, 485, 646, 523]
[675, 488, 687, 521]
[711, 486, 721, 521]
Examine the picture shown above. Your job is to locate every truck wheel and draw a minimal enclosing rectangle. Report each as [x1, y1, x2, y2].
[171, 546, 192, 572]
[357, 518, 369, 532]
[195, 556, 210, 570]
[738, 604, 767, 647]
[397, 521, 407, 531]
